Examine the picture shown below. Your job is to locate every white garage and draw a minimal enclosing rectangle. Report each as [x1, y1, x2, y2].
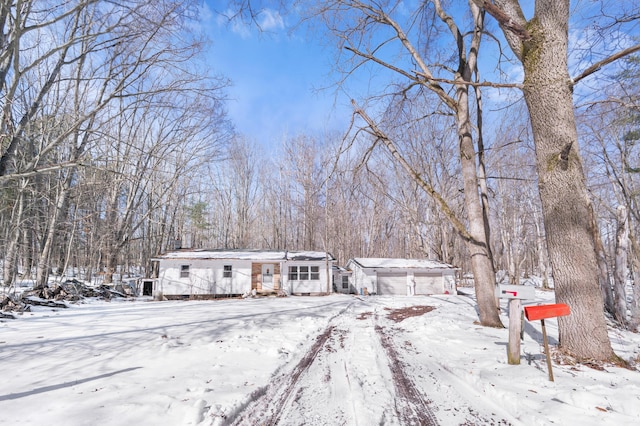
[345, 257, 458, 296]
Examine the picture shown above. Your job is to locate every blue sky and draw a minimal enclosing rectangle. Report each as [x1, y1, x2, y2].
[199, 1, 637, 148]
[199, 2, 522, 147]
[202, 4, 353, 146]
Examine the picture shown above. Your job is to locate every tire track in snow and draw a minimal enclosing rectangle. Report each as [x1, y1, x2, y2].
[375, 323, 439, 425]
[228, 303, 441, 425]
[228, 306, 356, 426]
[379, 308, 519, 426]
[227, 324, 338, 425]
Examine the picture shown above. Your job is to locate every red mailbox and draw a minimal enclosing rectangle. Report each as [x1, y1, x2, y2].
[524, 303, 570, 321]
[524, 303, 570, 382]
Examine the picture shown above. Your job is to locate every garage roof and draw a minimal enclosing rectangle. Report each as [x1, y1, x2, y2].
[350, 258, 456, 270]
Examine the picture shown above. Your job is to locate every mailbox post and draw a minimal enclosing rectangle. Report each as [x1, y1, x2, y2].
[495, 285, 535, 365]
[524, 303, 570, 382]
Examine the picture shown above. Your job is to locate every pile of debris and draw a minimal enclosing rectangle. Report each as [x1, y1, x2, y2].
[1, 279, 133, 319]
[0, 296, 29, 318]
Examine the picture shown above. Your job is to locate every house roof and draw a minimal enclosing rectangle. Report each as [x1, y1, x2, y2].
[348, 257, 456, 270]
[287, 251, 332, 261]
[155, 249, 334, 262]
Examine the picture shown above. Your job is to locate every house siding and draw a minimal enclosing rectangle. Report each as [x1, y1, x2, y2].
[284, 261, 330, 295]
[157, 258, 253, 297]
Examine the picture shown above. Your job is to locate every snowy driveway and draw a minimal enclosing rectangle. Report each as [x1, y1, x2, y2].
[1, 293, 639, 425]
[230, 300, 512, 425]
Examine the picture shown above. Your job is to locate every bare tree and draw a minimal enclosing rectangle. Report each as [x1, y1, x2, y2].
[1, 0, 230, 287]
[580, 54, 640, 328]
[281, 135, 326, 250]
[472, 0, 640, 360]
[300, 0, 502, 327]
[484, 105, 542, 285]
[203, 136, 262, 249]
[2, 178, 28, 286]
[613, 205, 629, 326]
[364, 94, 465, 264]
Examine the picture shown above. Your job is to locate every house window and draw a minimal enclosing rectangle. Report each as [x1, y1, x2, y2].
[310, 266, 320, 280]
[289, 266, 298, 280]
[299, 266, 309, 280]
[180, 265, 190, 278]
[342, 275, 349, 289]
[289, 265, 321, 281]
[223, 265, 232, 278]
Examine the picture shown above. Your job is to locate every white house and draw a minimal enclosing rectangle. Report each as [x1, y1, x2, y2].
[150, 249, 334, 298]
[344, 258, 457, 296]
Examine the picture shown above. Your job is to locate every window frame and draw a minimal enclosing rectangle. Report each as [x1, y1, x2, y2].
[299, 266, 309, 280]
[180, 264, 190, 278]
[288, 265, 321, 281]
[310, 265, 320, 280]
[289, 265, 298, 280]
[223, 264, 232, 278]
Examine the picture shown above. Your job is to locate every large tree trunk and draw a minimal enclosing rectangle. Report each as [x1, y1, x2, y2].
[456, 82, 503, 328]
[518, 1, 614, 360]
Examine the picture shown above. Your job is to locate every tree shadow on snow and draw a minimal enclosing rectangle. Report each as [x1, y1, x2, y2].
[0, 367, 142, 401]
[0, 299, 349, 360]
[523, 320, 558, 345]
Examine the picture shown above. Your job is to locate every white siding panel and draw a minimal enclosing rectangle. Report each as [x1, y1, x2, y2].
[157, 259, 252, 296]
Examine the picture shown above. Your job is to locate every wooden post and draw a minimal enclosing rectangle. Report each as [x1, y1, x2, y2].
[507, 298, 522, 365]
[540, 318, 554, 382]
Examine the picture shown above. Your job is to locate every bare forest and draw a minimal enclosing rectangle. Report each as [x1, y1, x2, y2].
[2, 1, 640, 360]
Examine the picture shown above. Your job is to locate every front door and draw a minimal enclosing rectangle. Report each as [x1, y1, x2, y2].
[262, 264, 275, 290]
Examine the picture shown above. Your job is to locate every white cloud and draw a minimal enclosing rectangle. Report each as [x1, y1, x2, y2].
[258, 9, 285, 32]
[213, 8, 253, 39]
[212, 7, 283, 39]
[198, 1, 213, 22]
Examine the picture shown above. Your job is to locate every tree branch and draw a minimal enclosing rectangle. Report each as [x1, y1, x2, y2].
[351, 99, 482, 246]
[572, 43, 640, 85]
[0, 162, 84, 183]
[413, 70, 523, 88]
[344, 45, 459, 111]
[473, 0, 531, 41]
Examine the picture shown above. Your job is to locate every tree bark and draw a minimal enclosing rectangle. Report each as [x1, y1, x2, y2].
[456, 81, 503, 327]
[515, 0, 614, 360]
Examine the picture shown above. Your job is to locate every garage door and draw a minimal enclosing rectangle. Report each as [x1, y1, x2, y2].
[415, 273, 442, 295]
[377, 273, 407, 295]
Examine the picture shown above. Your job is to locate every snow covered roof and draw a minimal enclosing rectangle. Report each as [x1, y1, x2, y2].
[348, 257, 456, 270]
[155, 249, 334, 262]
[287, 251, 334, 261]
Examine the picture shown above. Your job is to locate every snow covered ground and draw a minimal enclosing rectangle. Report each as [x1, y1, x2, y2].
[1, 288, 639, 425]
